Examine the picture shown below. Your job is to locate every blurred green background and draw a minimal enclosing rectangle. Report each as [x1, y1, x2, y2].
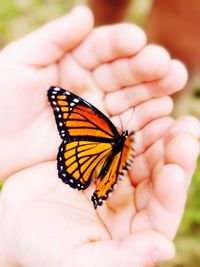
[0, 0, 199, 266]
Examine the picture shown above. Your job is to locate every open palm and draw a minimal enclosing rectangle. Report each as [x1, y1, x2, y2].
[0, 6, 199, 267]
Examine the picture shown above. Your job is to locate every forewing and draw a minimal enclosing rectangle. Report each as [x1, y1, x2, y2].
[57, 140, 113, 190]
[47, 86, 119, 140]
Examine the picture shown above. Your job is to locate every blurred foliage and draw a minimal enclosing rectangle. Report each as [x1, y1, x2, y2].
[0, 0, 75, 48]
[0, 1, 199, 267]
[0, 180, 3, 190]
[183, 157, 200, 234]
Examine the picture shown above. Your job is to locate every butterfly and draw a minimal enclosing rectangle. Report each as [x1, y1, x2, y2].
[47, 86, 134, 209]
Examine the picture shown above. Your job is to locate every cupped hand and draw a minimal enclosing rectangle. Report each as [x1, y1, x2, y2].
[0, 6, 199, 267]
[0, 5, 187, 180]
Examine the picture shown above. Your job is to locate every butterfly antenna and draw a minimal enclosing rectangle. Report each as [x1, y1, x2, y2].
[125, 107, 135, 131]
[119, 115, 124, 132]
[112, 115, 123, 134]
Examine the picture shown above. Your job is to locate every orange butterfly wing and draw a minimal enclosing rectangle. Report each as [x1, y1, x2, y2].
[48, 86, 119, 140]
[57, 140, 114, 190]
[48, 86, 134, 208]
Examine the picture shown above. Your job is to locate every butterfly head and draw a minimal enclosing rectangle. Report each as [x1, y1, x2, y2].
[122, 130, 129, 138]
[122, 130, 135, 141]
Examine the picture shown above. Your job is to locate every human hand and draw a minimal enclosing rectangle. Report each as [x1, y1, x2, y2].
[0, 5, 186, 180]
[0, 5, 199, 267]
[0, 116, 199, 267]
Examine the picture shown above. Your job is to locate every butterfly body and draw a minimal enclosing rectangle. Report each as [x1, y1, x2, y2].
[97, 131, 128, 175]
[48, 86, 134, 208]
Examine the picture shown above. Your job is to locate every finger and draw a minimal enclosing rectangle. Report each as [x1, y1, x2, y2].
[105, 60, 187, 115]
[130, 140, 164, 185]
[130, 116, 200, 185]
[149, 60, 188, 97]
[63, 231, 174, 267]
[111, 96, 173, 132]
[164, 115, 200, 139]
[0, 6, 93, 66]
[58, 54, 102, 98]
[163, 116, 200, 187]
[73, 23, 146, 69]
[93, 45, 170, 92]
[149, 164, 188, 238]
[131, 117, 199, 238]
[165, 134, 200, 170]
[134, 117, 174, 155]
[132, 164, 187, 239]
[58, 54, 92, 93]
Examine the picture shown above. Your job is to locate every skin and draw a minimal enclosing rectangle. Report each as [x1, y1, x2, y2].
[89, 0, 200, 73]
[0, 6, 199, 267]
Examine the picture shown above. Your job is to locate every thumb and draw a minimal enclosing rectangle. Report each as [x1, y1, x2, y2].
[62, 230, 175, 267]
[0, 6, 94, 66]
[121, 230, 175, 266]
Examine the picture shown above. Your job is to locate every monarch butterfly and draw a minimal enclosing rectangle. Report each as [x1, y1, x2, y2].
[48, 86, 134, 208]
